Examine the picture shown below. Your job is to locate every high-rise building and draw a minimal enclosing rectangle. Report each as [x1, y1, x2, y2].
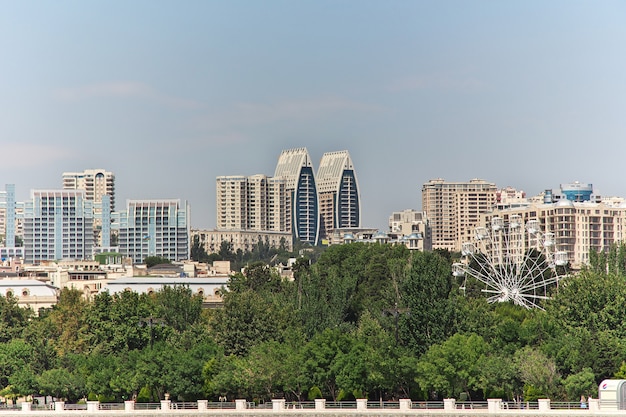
[216, 176, 248, 230]
[62, 169, 115, 210]
[216, 175, 287, 233]
[422, 178, 497, 251]
[23, 190, 95, 263]
[274, 148, 319, 245]
[113, 199, 190, 264]
[216, 148, 360, 247]
[316, 150, 360, 241]
[0, 184, 25, 260]
[0, 184, 17, 247]
[63, 169, 115, 246]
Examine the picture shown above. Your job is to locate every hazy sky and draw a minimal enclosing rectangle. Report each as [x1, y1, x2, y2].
[1, 1, 625, 230]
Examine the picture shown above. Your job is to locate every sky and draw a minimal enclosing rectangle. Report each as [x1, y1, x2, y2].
[1, 1, 625, 230]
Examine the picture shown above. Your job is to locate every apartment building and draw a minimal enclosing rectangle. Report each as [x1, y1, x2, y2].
[191, 229, 293, 255]
[274, 148, 319, 245]
[216, 175, 288, 233]
[63, 169, 115, 246]
[479, 199, 626, 269]
[317, 151, 360, 242]
[217, 148, 322, 246]
[22, 190, 95, 263]
[422, 178, 498, 251]
[62, 169, 115, 210]
[216, 176, 248, 230]
[0, 184, 19, 248]
[388, 209, 432, 251]
[113, 199, 190, 264]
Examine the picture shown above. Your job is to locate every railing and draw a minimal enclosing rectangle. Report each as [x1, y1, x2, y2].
[4, 399, 598, 413]
[133, 403, 161, 410]
[98, 403, 125, 411]
[325, 401, 357, 409]
[412, 401, 445, 409]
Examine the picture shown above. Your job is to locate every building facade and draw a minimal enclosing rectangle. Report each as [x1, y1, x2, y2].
[191, 229, 292, 255]
[216, 148, 321, 246]
[388, 209, 432, 251]
[274, 148, 320, 245]
[113, 199, 190, 264]
[479, 199, 626, 269]
[62, 169, 116, 210]
[63, 169, 115, 247]
[216, 174, 289, 233]
[316, 151, 360, 242]
[22, 190, 95, 263]
[422, 178, 498, 252]
[216, 176, 248, 230]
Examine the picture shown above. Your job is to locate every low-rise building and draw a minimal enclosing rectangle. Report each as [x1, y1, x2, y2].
[101, 276, 229, 308]
[0, 279, 58, 313]
[191, 229, 292, 254]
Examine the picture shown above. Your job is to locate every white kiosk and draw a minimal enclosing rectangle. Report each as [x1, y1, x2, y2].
[599, 379, 626, 410]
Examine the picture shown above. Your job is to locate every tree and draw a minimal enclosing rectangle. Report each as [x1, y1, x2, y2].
[335, 312, 396, 400]
[83, 290, 153, 353]
[474, 352, 520, 400]
[38, 367, 86, 402]
[301, 328, 355, 401]
[416, 333, 489, 400]
[153, 285, 204, 332]
[562, 368, 596, 401]
[209, 287, 296, 356]
[0, 339, 35, 388]
[400, 251, 459, 354]
[190, 235, 210, 263]
[43, 288, 88, 355]
[218, 241, 235, 262]
[8, 367, 38, 401]
[514, 346, 561, 400]
[0, 293, 33, 342]
[228, 262, 283, 293]
[144, 256, 171, 268]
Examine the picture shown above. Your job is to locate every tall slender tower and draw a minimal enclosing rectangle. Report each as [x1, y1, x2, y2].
[316, 150, 360, 241]
[274, 148, 319, 245]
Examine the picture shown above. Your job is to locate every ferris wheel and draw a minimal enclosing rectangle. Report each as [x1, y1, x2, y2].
[452, 215, 568, 310]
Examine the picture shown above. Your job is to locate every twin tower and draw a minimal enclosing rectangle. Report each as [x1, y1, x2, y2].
[216, 148, 361, 246]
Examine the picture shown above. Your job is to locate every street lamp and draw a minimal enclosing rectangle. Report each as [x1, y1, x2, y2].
[138, 316, 165, 348]
[382, 303, 410, 344]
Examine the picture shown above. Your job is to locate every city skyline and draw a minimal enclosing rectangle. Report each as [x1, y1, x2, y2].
[1, 1, 625, 231]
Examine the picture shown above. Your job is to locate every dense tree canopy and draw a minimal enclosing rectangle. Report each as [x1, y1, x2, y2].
[1, 244, 626, 403]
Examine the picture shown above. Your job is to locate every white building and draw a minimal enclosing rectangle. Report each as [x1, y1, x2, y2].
[22, 190, 95, 263]
[0, 279, 58, 313]
[113, 199, 190, 264]
[101, 276, 228, 308]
